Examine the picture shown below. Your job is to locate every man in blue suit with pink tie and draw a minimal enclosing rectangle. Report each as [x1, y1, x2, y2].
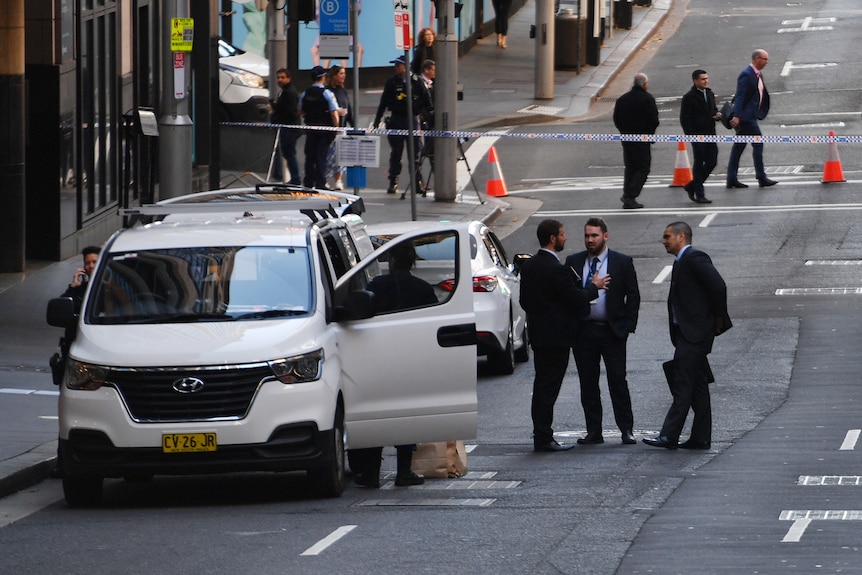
[726, 49, 778, 189]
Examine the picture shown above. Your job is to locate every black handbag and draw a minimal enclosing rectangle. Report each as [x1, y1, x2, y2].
[719, 98, 735, 129]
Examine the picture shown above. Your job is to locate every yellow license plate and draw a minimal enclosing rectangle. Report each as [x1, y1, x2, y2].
[162, 433, 217, 453]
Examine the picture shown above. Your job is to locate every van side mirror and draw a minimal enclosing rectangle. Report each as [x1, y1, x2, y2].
[512, 253, 532, 276]
[46, 297, 77, 328]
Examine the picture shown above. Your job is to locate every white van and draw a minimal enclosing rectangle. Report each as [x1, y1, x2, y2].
[47, 188, 478, 506]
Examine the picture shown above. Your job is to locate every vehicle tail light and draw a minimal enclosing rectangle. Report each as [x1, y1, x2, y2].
[438, 276, 498, 293]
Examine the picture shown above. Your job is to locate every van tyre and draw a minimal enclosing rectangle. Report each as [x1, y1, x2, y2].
[309, 404, 346, 498]
[63, 475, 103, 507]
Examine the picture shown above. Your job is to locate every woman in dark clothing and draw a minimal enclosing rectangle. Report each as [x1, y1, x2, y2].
[492, 0, 512, 48]
[325, 65, 354, 190]
[412, 27, 436, 75]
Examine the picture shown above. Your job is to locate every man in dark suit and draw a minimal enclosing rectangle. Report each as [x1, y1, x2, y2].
[613, 72, 660, 209]
[644, 222, 732, 450]
[680, 69, 720, 204]
[726, 49, 778, 189]
[519, 219, 609, 452]
[565, 218, 640, 446]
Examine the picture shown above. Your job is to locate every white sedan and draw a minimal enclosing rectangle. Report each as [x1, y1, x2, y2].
[366, 220, 528, 374]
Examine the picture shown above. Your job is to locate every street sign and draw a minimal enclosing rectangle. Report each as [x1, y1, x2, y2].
[170, 18, 194, 52]
[319, 35, 351, 59]
[320, 0, 350, 35]
[173, 52, 185, 99]
[393, 0, 411, 50]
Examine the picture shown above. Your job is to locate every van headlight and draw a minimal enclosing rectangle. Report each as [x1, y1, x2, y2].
[66, 360, 109, 391]
[268, 350, 323, 384]
[222, 67, 265, 89]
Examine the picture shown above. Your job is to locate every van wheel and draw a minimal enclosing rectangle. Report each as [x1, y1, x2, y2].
[63, 475, 103, 507]
[309, 405, 346, 498]
[488, 318, 516, 375]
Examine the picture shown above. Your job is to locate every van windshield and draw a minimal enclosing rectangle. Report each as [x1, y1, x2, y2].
[85, 246, 312, 324]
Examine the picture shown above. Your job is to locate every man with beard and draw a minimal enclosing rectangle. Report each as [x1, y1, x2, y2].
[519, 219, 608, 452]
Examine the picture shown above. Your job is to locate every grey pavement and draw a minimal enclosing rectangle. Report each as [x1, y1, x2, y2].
[0, 0, 667, 500]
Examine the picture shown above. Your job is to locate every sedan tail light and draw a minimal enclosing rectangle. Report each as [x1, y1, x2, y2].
[438, 276, 498, 293]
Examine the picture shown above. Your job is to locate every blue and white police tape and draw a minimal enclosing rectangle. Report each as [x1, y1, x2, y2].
[224, 122, 862, 145]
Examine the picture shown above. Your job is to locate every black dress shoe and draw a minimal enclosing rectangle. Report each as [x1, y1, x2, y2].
[621, 431, 636, 445]
[395, 471, 425, 486]
[694, 197, 713, 204]
[758, 177, 778, 187]
[726, 180, 749, 189]
[576, 433, 604, 445]
[354, 472, 381, 488]
[678, 440, 711, 450]
[534, 440, 575, 452]
[620, 196, 644, 209]
[683, 182, 696, 201]
[642, 436, 678, 450]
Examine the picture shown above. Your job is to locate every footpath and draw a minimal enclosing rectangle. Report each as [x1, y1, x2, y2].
[0, 0, 670, 500]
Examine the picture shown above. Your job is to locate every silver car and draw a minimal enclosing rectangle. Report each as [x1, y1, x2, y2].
[367, 220, 528, 374]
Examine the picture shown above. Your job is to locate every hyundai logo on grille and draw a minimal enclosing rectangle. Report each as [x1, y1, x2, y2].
[172, 377, 205, 394]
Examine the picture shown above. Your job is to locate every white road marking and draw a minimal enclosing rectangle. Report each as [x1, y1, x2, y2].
[780, 510, 862, 542]
[780, 61, 837, 77]
[777, 16, 835, 33]
[653, 265, 673, 285]
[798, 476, 862, 485]
[0, 388, 58, 397]
[300, 525, 357, 556]
[840, 429, 860, 450]
[782, 518, 811, 543]
[699, 213, 718, 227]
[0, 482, 64, 529]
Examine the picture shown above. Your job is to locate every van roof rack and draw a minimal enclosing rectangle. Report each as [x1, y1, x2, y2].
[120, 185, 365, 222]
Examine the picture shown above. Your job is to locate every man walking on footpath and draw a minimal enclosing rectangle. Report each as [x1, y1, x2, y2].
[726, 49, 778, 189]
[519, 219, 609, 452]
[565, 218, 640, 446]
[643, 222, 732, 450]
[614, 73, 659, 209]
[680, 69, 720, 204]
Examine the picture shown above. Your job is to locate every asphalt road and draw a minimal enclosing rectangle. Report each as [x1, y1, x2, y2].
[4, 1, 862, 573]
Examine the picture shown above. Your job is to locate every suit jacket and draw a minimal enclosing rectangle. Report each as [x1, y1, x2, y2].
[613, 85, 660, 136]
[519, 250, 599, 349]
[564, 249, 640, 341]
[732, 65, 770, 122]
[680, 85, 718, 136]
[668, 247, 733, 351]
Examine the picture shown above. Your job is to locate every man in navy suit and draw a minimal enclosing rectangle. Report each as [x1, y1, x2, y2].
[519, 219, 608, 452]
[726, 49, 778, 189]
[565, 218, 640, 445]
[644, 222, 732, 450]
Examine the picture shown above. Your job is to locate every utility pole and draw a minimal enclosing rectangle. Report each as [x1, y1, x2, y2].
[535, 0, 554, 99]
[434, 0, 458, 202]
[159, 0, 193, 199]
[267, 0, 287, 101]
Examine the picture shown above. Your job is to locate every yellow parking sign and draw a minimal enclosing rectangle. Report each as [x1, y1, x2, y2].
[171, 18, 194, 52]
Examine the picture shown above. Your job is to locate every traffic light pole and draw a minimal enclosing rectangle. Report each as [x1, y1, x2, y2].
[159, 0, 193, 199]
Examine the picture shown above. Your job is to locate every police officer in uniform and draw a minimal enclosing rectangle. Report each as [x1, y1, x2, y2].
[300, 65, 340, 190]
[373, 55, 434, 195]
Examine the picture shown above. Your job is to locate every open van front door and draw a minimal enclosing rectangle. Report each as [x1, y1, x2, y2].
[334, 223, 478, 450]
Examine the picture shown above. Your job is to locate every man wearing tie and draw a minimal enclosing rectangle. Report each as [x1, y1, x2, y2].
[643, 222, 732, 450]
[726, 49, 778, 189]
[519, 219, 609, 452]
[565, 218, 640, 446]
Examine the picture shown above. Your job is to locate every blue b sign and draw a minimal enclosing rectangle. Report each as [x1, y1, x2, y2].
[320, 0, 350, 35]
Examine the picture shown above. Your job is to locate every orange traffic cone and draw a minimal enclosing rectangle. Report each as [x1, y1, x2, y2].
[821, 131, 846, 183]
[669, 141, 693, 188]
[485, 146, 508, 197]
